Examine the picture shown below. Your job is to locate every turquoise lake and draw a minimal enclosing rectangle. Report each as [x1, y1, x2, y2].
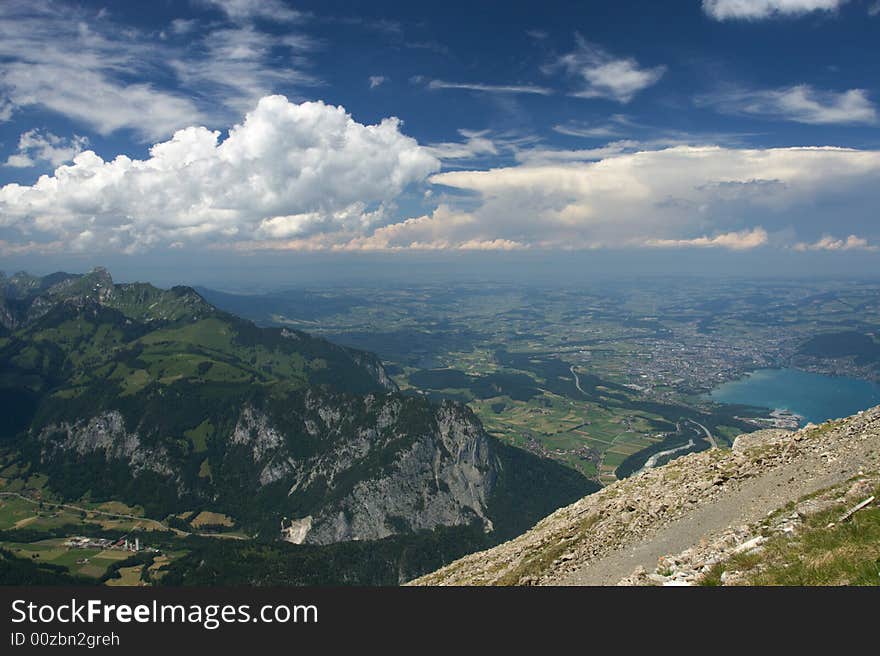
[708, 368, 880, 426]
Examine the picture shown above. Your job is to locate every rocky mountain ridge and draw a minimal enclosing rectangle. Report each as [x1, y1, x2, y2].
[1, 267, 221, 331]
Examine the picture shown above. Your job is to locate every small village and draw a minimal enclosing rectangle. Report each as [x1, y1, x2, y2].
[63, 535, 156, 554]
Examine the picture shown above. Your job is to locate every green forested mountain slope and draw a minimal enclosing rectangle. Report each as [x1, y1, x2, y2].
[0, 268, 594, 550]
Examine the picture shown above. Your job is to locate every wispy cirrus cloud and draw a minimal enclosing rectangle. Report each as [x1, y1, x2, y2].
[514, 140, 644, 164]
[425, 129, 542, 165]
[195, 0, 304, 23]
[553, 117, 632, 139]
[426, 80, 554, 95]
[0, 2, 206, 139]
[0, 0, 319, 140]
[168, 25, 321, 115]
[702, 0, 849, 21]
[547, 36, 666, 103]
[699, 84, 877, 125]
[425, 130, 499, 161]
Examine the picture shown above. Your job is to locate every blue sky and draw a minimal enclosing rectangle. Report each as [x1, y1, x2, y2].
[1, 0, 880, 280]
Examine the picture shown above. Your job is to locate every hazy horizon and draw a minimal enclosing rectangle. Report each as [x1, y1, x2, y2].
[4, 248, 880, 292]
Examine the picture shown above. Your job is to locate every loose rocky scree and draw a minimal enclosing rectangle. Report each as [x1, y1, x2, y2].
[410, 407, 880, 586]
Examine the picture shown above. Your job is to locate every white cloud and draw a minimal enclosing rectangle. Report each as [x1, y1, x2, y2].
[171, 18, 198, 35]
[553, 120, 626, 139]
[197, 0, 303, 23]
[256, 207, 529, 252]
[514, 140, 645, 164]
[3, 64, 206, 141]
[0, 238, 68, 256]
[0, 2, 208, 139]
[0, 98, 14, 122]
[4, 129, 89, 168]
[369, 76, 387, 89]
[4, 116, 880, 255]
[0, 1, 318, 139]
[423, 129, 544, 167]
[3, 155, 32, 169]
[549, 36, 666, 103]
[168, 26, 320, 115]
[0, 96, 439, 253]
[701, 84, 877, 125]
[204, 145, 868, 254]
[412, 145, 880, 251]
[514, 134, 755, 164]
[703, 0, 848, 20]
[426, 80, 553, 95]
[645, 228, 769, 250]
[425, 130, 500, 161]
[793, 234, 877, 251]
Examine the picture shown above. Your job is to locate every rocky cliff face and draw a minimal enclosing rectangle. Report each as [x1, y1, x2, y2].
[410, 406, 880, 586]
[271, 398, 499, 544]
[32, 391, 500, 544]
[37, 411, 175, 479]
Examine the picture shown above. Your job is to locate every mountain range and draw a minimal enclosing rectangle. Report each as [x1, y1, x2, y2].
[0, 268, 593, 557]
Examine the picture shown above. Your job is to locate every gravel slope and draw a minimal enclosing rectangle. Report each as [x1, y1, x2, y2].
[409, 407, 880, 586]
[560, 435, 878, 585]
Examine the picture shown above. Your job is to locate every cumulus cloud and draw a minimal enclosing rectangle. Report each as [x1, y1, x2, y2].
[4, 129, 89, 168]
[369, 76, 387, 89]
[0, 238, 67, 256]
[416, 146, 880, 251]
[700, 84, 877, 125]
[793, 234, 877, 251]
[703, 0, 848, 20]
[645, 228, 769, 250]
[0, 96, 439, 253]
[247, 207, 530, 252]
[549, 36, 666, 103]
[4, 117, 880, 255]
